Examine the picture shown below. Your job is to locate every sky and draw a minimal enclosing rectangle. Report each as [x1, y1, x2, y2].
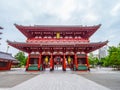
[0, 0, 120, 56]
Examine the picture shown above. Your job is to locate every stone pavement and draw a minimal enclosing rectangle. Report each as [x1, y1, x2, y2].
[0, 71, 110, 90]
[0, 74, 37, 88]
[77, 68, 120, 90]
[1, 68, 118, 90]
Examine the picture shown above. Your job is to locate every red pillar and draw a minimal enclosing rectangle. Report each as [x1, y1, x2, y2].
[52, 53, 54, 70]
[86, 53, 89, 67]
[50, 53, 53, 71]
[74, 53, 78, 70]
[8, 61, 12, 70]
[26, 53, 30, 71]
[38, 53, 42, 70]
[63, 53, 66, 71]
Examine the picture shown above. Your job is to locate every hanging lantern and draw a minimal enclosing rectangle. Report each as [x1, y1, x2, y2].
[56, 32, 60, 39]
[45, 56, 48, 64]
[68, 56, 71, 64]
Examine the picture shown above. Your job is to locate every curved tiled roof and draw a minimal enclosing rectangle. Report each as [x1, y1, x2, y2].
[14, 24, 101, 39]
[7, 40, 108, 53]
[0, 51, 16, 61]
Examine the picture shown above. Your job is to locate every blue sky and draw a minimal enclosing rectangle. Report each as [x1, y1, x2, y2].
[0, 0, 120, 56]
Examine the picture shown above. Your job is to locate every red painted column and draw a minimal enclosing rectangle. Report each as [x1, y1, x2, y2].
[8, 61, 12, 70]
[38, 53, 41, 70]
[75, 53, 78, 70]
[50, 53, 53, 71]
[86, 53, 89, 67]
[86, 53, 90, 71]
[26, 53, 30, 71]
[63, 53, 66, 71]
[6, 62, 9, 70]
[62, 55, 64, 71]
[51, 53, 54, 70]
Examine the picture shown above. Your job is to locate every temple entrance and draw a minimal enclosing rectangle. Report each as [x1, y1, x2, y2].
[51, 55, 75, 71]
[66, 55, 74, 70]
[27, 58, 39, 71]
[42, 55, 50, 71]
[26, 53, 89, 71]
[54, 56, 63, 70]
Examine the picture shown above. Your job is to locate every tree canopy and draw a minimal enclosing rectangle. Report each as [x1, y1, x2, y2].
[14, 51, 27, 67]
[89, 44, 120, 70]
[107, 44, 120, 69]
[88, 53, 99, 67]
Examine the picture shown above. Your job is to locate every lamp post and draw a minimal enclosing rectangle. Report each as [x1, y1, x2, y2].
[6, 45, 9, 53]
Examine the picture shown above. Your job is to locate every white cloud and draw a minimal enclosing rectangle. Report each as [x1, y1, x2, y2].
[82, 13, 99, 23]
[111, 3, 120, 16]
[18, 0, 76, 21]
[20, 11, 34, 22]
[42, 0, 76, 21]
[0, 0, 120, 55]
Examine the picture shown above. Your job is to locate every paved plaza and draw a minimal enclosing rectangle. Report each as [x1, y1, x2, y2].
[0, 68, 120, 90]
[0, 74, 37, 88]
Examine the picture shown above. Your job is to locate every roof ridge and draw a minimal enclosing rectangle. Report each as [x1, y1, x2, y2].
[0, 51, 12, 55]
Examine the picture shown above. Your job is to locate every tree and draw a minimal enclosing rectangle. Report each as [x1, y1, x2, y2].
[14, 51, 27, 67]
[107, 44, 120, 69]
[89, 53, 99, 67]
[89, 44, 120, 70]
[100, 56, 109, 67]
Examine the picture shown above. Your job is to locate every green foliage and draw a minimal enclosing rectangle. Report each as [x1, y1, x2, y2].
[14, 51, 27, 67]
[100, 57, 109, 67]
[89, 44, 120, 70]
[107, 44, 120, 69]
[89, 53, 99, 67]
